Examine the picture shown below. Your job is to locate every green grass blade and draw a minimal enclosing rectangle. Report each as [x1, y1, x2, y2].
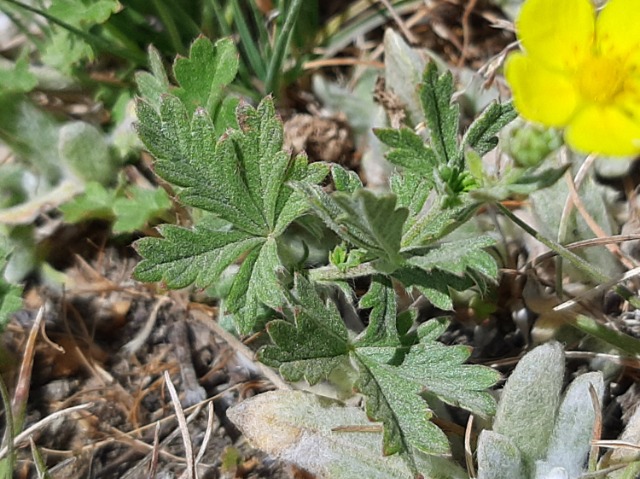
[151, 0, 184, 55]
[230, 0, 267, 81]
[264, 0, 304, 94]
[0, 376, 15, 476]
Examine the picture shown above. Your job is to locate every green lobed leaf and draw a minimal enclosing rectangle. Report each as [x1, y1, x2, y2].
[258, 274, 351, 384]
[59, 182, 117, 223]
[233, 99, 295, 232]
[352, 281, 450, 462]
[134, 224, 264, 289]
[331, 164, 363, 193]
[462, 101, 516, 157]
[48, 0, 119, 26]
[375, 127, 437, 177]
[225, 237, 288, 334]
[353, 314, 499, 462]
[354, 352, 450, 461]
[0, 243, 22, 331]
[0, 53, 38, 93]
[393, 266, 475, 310]
[137, 96, 325, 237]
[407, 236, 498, 296]
[356, 278, 403, 348]
[135, 45, 171, 111]
[271, 157, 328, 234]
[135, 93, 329, 332]
[59, 121, 119, 184]
[400, 324, 500, 417]
[291, 183, 408, 271]
[112, 186, 171, 233]
[173, 37, 239, 115]
[390, 171, 432, 236]
[135, 38, 239, 135]
[401, 200, 481, 249]
[420, 62, 460, 166]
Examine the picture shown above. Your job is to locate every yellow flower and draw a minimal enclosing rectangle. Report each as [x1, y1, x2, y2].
[505, 0, 640, 157]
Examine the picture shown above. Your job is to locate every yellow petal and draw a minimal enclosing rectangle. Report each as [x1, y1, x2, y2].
[517, 0, 595, 71]
[596, 0, 640, 70]
[505, 52, 580, 127]
[565, 105, 640, 157]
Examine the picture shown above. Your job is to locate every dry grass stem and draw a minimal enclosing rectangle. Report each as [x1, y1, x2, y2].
[121, 296, 171, 355]
[464, 415, 476, 478]
[377, 0, 417, 44]
[191, 308, 291, 390]
[589, 383, 603, 471]
[0, 403, 93, 460]
[147, 422, 161, 479]
[164, 370, 196, 479]
[12, 306, 44, 422]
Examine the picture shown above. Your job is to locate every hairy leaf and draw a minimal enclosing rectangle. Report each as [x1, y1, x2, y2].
[420, 62, 460, 166]
[135, 92, 328, 332]
[393, 267, 474, 310]
[136, 38, 238, 135]
[331, 164, 363, 193]
[354, 315, 499, 460]
[493, 342, 564, 466]
[477, 431, 525, 479]
[407, 236, 498, 295]
[137, 96, 326, 237]
[258, 274, 351, 384]
[48, 0, 119, 26]
[292, 183, 407, 271]
[134, 225, 263, 289]
[135, 45, 170, 111]
[355, 352, 450, 461]
[0, 244, 22, 331]
[374, 127, 437, 177]
[402, 323, 500, 416]
[351, 282, 451, 461]
[226, 238, 289, 333]
[356, 278, 403, 347]
[173, 37, 239, 116]
[401, 201, 482, 249]
[390, 171, 432, 229]
[462, 101, 516, 157]
[59, 182, 117, 223]
[0, 53, 37, 93]
[227, 391, 467, 479]
[112, 186, 171, 233]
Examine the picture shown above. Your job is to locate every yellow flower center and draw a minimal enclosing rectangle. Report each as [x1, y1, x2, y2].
[576, 55, 625, 104]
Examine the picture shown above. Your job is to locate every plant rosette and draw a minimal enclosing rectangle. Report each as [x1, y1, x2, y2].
[505, 0, 640, 157]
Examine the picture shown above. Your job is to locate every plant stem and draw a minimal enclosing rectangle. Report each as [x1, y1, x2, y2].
[264, 0, 304, 94]
[573, 314, 640, 356]
[309, 261, 379, 282]
[496, 202, 640, 309]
